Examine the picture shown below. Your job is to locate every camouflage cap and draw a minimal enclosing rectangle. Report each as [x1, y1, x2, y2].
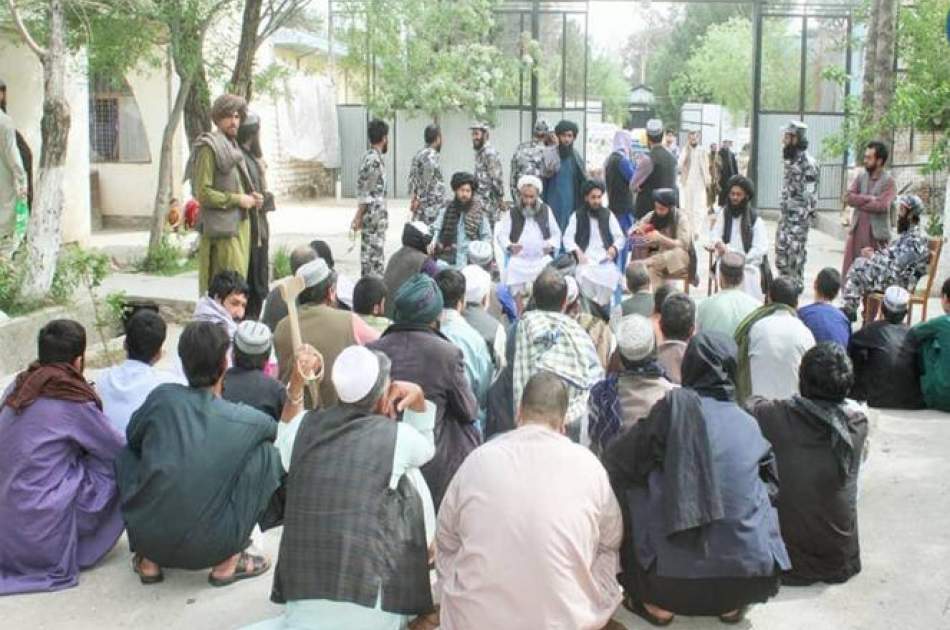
[469, 121, 490, 132]
[783, 120, 808, 140]
[533, 119, 550, 135]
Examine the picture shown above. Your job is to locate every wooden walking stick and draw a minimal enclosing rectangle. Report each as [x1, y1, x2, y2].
[278, 274, 321, 408]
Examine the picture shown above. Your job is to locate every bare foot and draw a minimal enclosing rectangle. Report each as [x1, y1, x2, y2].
[644, 602, 675, 623]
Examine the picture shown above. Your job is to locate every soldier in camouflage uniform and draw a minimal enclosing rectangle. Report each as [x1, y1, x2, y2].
[353, 119, 389, 277]
[509, 119, 555, 203]
[774, 120, 820, 289]
[408, 123, 446, 226]
[470, 122, 507, 227]
[841, 194, 931, 318]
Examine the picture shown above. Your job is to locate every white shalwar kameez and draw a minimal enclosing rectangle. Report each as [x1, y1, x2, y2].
[709, 208, 770, 302]
[563, 211, 626, 307]
[495, 206, 562, 296]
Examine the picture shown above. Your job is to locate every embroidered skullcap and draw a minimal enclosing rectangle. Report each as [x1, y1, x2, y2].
[234, 320, 272, 355]
[555, 119, 579, 135]
[617, 314, 656, 362]
[332, 346, 391, 404]
[883, 286, 910, 312]
[565, 276, 580, 304]
[296, 258, 333, 289]
[393, 273, 444, 325]
[517, 174, 543, 194]
[720, 251, 746, 271]
[467, 240, 493, 267]
[462, 265, 491, 305]
[652, 188, 677, 208]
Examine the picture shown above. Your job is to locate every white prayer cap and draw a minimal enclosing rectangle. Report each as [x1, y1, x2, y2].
[565, 276, 579, 305]
[467, 241, 494, 267]
[409, 220, 431, 235]
[646, 119, 663, 137]
[336, 274, 356, 309]
[462, 265, 491, 304]
[234, 320, 272, 355]
[617, 314, 656, 362]
[296, 258, 333, 289]
[332, 346, 381, 404]
[517, 174, 543, 194]
[883, 286, 910, 312]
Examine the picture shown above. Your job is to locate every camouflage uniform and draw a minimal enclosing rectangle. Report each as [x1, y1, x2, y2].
[774, 149, 819, 288]
[474, 143, 506, 227]
[842, 224, 930, 311]
[408, 146, 445, 225]
[357, 147, 387, 277]
[510, 139, 546, 203]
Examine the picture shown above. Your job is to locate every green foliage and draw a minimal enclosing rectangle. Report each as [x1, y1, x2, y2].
[0, 246, 111, 316]
[271, 244, 292, 280]
[337, 0, 515, 119]
[137, 233, 195, 276]
[254, 62, 293, 99]
[589, 54, 631, 126]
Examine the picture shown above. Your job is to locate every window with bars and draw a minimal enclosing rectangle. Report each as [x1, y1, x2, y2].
[88, 74, 151, 164]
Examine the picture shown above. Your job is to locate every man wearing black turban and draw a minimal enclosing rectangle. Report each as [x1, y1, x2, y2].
[709, 174, 770, 299]
[632, 188, 695, 288]
[543, 119, 587, 231]
[431, 171, 491, 268]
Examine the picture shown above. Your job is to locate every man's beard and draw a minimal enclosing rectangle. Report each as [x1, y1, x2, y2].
[690, 140, 698, 147]
[898, 216, 911, 233]
[455, 195, 473, 209]
[782, 144, 799, 160]
[558, 143, 572, 158]
[728, 198, 748, 216]
[865, 164, 878, 175]
[473, 139, 484, 151]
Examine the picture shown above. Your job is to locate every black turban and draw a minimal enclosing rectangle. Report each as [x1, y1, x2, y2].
[451, 171, 477, 192]
[652, 188, 677, 208]
[581, 179, 606, 197]
[725, 175, 754, 201]
[555, 120, 579, 136]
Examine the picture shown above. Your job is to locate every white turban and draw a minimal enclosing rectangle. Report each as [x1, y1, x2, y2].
[517, 174, 543, 194]
[462, 265, 491, 305]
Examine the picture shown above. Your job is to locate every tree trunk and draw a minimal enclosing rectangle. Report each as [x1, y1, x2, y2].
[870, 0, 897, 125]
[860, 0, 879, 113]
[21, 0, 70, 300]
[229, 0, 263, 103]
[183, 65, 212, 146]
[148, 77, 193, 256]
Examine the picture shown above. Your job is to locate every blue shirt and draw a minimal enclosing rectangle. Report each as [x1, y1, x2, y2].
[545, 155, 580, 230]
[798, 302, 851, 348]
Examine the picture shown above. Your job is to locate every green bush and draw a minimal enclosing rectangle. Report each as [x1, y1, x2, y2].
[272, 244, 292, 280]
[0, 246, 111, 316]
[137, 233, 195, 276]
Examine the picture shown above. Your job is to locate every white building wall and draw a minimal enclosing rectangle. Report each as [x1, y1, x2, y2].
[0, 37, 91, 244]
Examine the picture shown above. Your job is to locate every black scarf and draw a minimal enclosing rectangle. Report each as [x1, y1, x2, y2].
[619, 354, 667, 379]
[722, 200, 758, 253]
[558, 143, 573, 158]
[574, 204, 614, 252]
[789, 396, 856, 480]
[650, 207, 676, 233]
[438, 197, 484, 252]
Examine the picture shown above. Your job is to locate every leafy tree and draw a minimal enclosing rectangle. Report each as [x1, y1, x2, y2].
[589, 54, 630, 126]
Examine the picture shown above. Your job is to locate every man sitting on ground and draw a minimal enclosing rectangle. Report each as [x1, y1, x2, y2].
[433, 372, 623, 630]
[0, 320, 125, 594]
[610, 261, 654, 331]
[656, 292, 696, 384]
[650, 283, 677, 343]
[461, 263, 507, 373]
[97, 309, 184, 432]
[566, 276, 616, 370]
[383, 221, 439, 318]
[799, 267, 851, 348]
[735, 276, 815, 402]
[274, 258, 378, 407]
[223, 321, 288, 421]
[696, 251, 760, 338]
[253, 346, 437, 630]
[908, 277, 950, 412]
[631, 188, 694, 288]
[116, 321, 284, 587]
[352, 275, 392, 334]
[193, 269, 248, 340]
[261, 244, 316, 333]
[747, 342, 868, 586]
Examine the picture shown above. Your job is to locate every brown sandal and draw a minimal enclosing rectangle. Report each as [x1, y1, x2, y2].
[207, 551, 270, 587]
[132, 553, 164, 585]
[408, 609, 440, 630]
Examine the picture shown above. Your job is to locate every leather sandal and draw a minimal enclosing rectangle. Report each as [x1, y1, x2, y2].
[622, 593, 674, 627]
[132, 553, 164, 585]
[207, 551, 270, 587]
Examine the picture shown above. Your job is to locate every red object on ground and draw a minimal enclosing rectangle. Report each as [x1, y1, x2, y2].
[184, 198, 200, 230]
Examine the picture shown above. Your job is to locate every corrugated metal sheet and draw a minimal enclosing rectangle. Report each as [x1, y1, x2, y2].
[338, 105, 367, 198]
[803, 114, 846, 209]
[756, 114, 788, 209]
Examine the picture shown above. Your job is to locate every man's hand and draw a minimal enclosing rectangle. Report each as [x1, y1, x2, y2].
[383, 380, 427, 417]
[606, 245, 618, 261]
[714, 241, 726, 256]
[509, 243, 523, 255]
[576, 250, 589, 265]
[351, 209, 364, 232]
[410, 195, 420, 212]
[252, 192, 265, 210]
[238, 194, 257, 210]
[293, 344, 323, 383]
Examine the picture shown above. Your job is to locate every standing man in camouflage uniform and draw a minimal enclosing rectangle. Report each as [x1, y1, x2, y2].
[509, 119, 558, 203]
[471, 122, 507, 228]
[408, 123, 445, 226]
[841, 194, 931, 321]
[775, 120, 819, 289]
[352, 119, 389, 277]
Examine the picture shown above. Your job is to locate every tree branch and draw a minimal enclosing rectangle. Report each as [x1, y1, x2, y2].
[6, 0, 48, 59]
[259, 0, 307, 41]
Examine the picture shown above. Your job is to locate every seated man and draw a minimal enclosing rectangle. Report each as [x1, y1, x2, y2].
[748, 343, 868, 586]
[708, 175, 769, 300]
[589, 314, 676, 455]
[434, 372, 623, 630]
[908, 277, 950, 412]
[274, 258, 378, 408]
[566, 276, 616, 370]
[97, 309, 184, 432]
[610, 261, 654, 332]
[841, 194, 931, 321]
[116, 321, 284, 586]
[0, 320, 125, 594]
[563, 180, 625, 312]
[252, 346, 437, 630]
[431, 171, 492, 269]
[193, 269, 248, 340]
[605, 332, 790, 626]
[736, 276, 816, 402]
[695, 251, 760, 338]
[383, 221, 438, 318]
[799, 267, 851, 348]
[656, 292, 695, 384]
[512, 268, 603, 445]
[495, 175, 562, 300]
[261, 244, 316, 333]
[650, 283, 677, 343]
[352, 275, 392, 334]
[223, 321, 288, 421]
[437, 269, 493, 432]
[848, 286, 924, 409]
[631, 188, 693, 288]
[461, 263, 507, 373]
[369, 273, 479, 508]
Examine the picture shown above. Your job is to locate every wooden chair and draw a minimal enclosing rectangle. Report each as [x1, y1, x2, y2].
[907, 238, 944, 323]
[706, 247, 719, 296]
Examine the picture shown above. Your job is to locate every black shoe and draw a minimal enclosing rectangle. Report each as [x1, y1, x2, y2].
[622, 594, 674, 627]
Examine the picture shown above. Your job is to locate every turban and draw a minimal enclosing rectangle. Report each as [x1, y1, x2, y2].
[581, 179, 606, 197]
[555, 120, 579, 136]
[462, 265, 491, 305]
[725, 174, 755, 201]
[617, 314, 656, 363]
[652, 188, 677, 208]
[451, 171, 477, 192]
[517, 174, 543, 194]
[393, 273, 444, 325]
[402, 221, 433, 252]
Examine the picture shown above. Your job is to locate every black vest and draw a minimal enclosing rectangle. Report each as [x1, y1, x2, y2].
[605, 152, 634, 215]
[574, 206, 615, 253]
[510, 203, 552, 243]
[634, 145, 677, 219]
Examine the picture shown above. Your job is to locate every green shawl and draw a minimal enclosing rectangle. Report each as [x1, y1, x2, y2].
[733, 303, 797, 403]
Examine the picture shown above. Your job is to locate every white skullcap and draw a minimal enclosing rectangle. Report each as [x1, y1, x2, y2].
[234, 320, 272, 355]
[517, 174, 543, 194]
[409, 220, 431, 235]
[462, 265, 491, 304]
[617, 314, 656, 362]
[467, 240, 494, 266]
[336, 274, 356, 308]
[883, 286, 910, 312]
[565, 276, 579, 304]
[296, 258, 332, 289]
[332, 346, 381, 404]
